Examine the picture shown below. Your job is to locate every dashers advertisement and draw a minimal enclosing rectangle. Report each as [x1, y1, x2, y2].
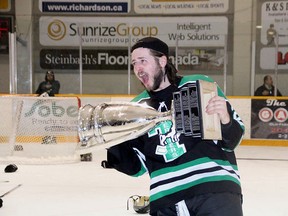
[251, 98, 288, 139]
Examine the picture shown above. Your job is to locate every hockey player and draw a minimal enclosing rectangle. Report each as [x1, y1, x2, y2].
[103, 37, 245, 216]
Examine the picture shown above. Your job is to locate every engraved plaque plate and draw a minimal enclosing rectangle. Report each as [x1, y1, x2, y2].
[181, 88, 192, 136]
[172, 92, 184, 133]
[187, 84, 202, 138]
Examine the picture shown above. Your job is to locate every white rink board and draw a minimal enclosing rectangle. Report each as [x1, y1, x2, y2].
[0, 96, 80, 163]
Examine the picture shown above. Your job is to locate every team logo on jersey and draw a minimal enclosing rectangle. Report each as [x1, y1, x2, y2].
[148, 120, 186, 162]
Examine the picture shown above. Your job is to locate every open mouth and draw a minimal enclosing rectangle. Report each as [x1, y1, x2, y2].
[138, 72, 149, 84]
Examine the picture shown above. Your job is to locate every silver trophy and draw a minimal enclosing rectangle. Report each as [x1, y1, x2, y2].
[77, 102, 172, 154]
[77, 81, 222, 154]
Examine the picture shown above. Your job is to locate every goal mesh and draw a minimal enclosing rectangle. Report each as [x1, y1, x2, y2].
[0, 96, 81, 164]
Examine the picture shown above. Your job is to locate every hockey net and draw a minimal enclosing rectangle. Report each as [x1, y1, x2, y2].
[0, 96, 81, 164]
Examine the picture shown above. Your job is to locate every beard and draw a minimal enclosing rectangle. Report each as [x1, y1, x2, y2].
[141, 62, 164, 92]
[151, 68, 164, 91]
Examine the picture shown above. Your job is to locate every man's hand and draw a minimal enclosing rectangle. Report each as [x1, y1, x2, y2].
[205, 96, 230, 125]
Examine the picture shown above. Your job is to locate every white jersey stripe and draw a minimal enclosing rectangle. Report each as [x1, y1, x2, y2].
[150, 161, 239, 185]
[150, 169, 240, 196]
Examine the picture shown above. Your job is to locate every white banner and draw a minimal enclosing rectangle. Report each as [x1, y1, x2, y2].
[134, 0, 229, 14]
[260, 47, 288, 70]
[39, 16, 228, 47]
[260, 1, 288, 45]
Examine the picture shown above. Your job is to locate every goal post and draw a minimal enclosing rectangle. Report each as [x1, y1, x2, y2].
[0, 96, 81, 164]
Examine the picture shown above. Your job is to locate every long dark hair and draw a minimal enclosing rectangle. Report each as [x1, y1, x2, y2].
[45, 71, 55, 82]
[150, 49, 180, 85]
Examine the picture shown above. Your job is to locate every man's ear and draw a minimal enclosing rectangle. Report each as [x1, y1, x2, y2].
[158, 56, 167, 68]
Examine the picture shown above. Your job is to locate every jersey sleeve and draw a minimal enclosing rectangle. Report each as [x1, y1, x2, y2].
[106, 138, 148, 177]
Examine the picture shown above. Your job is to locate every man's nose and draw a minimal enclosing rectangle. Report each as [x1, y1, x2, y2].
[133, 63, 142, 72]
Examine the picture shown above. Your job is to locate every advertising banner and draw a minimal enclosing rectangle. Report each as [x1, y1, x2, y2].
[259, 1, 288, 70]
[251, 98, 288, 139]
[39, 0, 130, 14]
[134, 0, 229, 14]
[260, 1, 288, 46]
[39, 47, 225, 71]
[260, 47, 288, 69]
[39, 16, 228, 47]
[19, 98, 79, 136]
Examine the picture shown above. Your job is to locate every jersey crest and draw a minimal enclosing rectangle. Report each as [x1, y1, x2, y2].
[148, 120, 186, 162]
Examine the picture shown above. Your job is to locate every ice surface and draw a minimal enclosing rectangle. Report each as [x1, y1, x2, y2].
[1, 146, 288, 216]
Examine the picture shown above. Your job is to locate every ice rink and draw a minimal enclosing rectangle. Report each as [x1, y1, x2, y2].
[1, 145, 288, 216]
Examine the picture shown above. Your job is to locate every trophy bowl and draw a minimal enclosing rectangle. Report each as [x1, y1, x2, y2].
[77, 102, 172, 153]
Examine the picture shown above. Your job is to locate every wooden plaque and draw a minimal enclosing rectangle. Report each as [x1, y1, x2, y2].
[197, 80, 222, 140]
